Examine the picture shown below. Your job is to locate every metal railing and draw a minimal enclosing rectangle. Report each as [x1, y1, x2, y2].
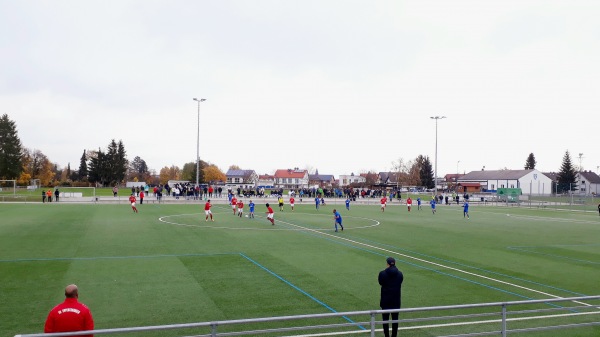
[16, 295, 600, 337]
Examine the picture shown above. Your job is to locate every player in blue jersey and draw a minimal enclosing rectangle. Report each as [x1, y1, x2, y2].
[315, 196, 321, 210]
[345, 197, 351, 211]
[333, 209, 344, 232]
[248, 200, 255, 219]
[417, 197, 422, 210]
[463, 201, 470, 219]
[430, 197, 436, 214]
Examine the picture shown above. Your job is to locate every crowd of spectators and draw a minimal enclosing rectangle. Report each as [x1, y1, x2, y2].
[113, 183, 416, 202]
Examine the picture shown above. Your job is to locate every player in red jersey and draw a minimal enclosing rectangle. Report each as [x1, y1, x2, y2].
[237, 200, 244, 217]
[380, 196, 387, 212]
[289, 196, 295, 211]
[266, 203, 275, 225]
[231, 196, 238, 215]
[406, 197, 412, 212]
[129, 194, 138, 213]
[204, 199, 214, 221]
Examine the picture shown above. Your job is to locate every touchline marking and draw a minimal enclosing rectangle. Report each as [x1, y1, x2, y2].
[240, 253, 365, 330]
[348, 236, 588, 297]
[285, 311, 600, 337]
[275, 220, 595, 308]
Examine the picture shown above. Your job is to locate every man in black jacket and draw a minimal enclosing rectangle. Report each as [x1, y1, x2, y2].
[378, 257, 404, 337]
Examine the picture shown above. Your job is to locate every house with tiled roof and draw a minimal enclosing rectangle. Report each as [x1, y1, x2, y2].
[444, 173, 464, 190]
[273, 169, 309, 189]
[257, 174, 275, 188]
[458, 169, 552, 195]
[309, 172, 335, 187]
[376, 172, 405, 188]
[577, 171, 600, 195]
[225, 169, 258, 189]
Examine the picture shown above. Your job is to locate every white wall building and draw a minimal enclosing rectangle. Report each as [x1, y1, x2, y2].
[458, 169, 553, 195]
[338, 173, 366, 187]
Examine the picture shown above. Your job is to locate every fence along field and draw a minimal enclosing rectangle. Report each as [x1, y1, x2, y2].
[1, 201, 599, 336]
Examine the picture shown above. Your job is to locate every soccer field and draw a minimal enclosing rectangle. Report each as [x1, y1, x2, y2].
[1, 201, 599, 336]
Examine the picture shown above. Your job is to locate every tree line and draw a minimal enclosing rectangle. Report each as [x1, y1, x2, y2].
[0, 114, 226, 187]
[0, 114, 580, 191]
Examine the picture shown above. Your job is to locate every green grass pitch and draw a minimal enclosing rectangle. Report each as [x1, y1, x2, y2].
[1, 201, 599, 336]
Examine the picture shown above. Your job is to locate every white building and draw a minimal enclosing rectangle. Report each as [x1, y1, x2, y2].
[225, 169, 258, 189]
[458, 169, 553, 195]
[577, 171, 600, 195]
[338, 173, 367, 187]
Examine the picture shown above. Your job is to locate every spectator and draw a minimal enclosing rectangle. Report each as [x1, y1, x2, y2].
[44, 284, 94, 337]
[378, 257, 404, 337]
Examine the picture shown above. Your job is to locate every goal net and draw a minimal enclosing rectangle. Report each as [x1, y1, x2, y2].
[0, 180, 16, 195]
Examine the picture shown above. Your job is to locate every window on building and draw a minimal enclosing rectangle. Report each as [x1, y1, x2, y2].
[234, 178, 240, 183]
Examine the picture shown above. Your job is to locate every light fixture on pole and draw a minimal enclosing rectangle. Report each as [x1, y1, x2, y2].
[430, 116, 446, 195]
[193, 98, 207, 188]
[456, 160, 460, 189]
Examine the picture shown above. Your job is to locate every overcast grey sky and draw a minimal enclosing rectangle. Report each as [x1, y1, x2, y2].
[1, 0, 599, 177]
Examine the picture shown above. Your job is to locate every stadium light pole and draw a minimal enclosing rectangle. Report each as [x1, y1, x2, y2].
[456, 160, 460, 190]
[430, 116, 446, 196]
[193, 98, 206, 188]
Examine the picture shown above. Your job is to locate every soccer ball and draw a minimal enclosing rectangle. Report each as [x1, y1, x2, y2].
[245, 215, 249, 218]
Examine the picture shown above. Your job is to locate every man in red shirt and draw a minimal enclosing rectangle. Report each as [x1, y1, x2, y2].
[266, 203, 275, 225]
[380, 196, 387, 212]
[406, 197, 412, 212]
[139, 190, 145, 204]
[129, 194, 138, 213]
[44, 284, 94, 337]
[204, 200, 214, 221]
[289, 196, 295, 211]
[231, 196, 238, 215]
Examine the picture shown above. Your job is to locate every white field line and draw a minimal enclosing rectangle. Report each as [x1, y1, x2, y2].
[283, 311, 600, 337]
[277, 219, 595, 308]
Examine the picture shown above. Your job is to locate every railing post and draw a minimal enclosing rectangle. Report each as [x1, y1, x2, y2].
[211, 322, 218, 337]
[370, 312, 376, 337]
[501, 304, 507, 337]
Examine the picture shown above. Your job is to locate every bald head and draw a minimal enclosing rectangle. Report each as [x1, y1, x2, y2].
[65, 284, 79, 298]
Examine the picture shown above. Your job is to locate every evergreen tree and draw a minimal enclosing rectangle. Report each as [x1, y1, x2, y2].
[88, 148, 108, 186]
[556, 150, 577, 193]
[106, 139, 118, 184]
[0, 114, 23, 179]
[116, 140, 128, 183]
[524, 153, 536, 169]
[417, 155, 434, 188]
[78, 150, 88, 181]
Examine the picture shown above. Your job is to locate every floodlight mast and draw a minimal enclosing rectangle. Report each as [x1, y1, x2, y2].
[430, 116, 446, 196]
[193, 98, 207, 188]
